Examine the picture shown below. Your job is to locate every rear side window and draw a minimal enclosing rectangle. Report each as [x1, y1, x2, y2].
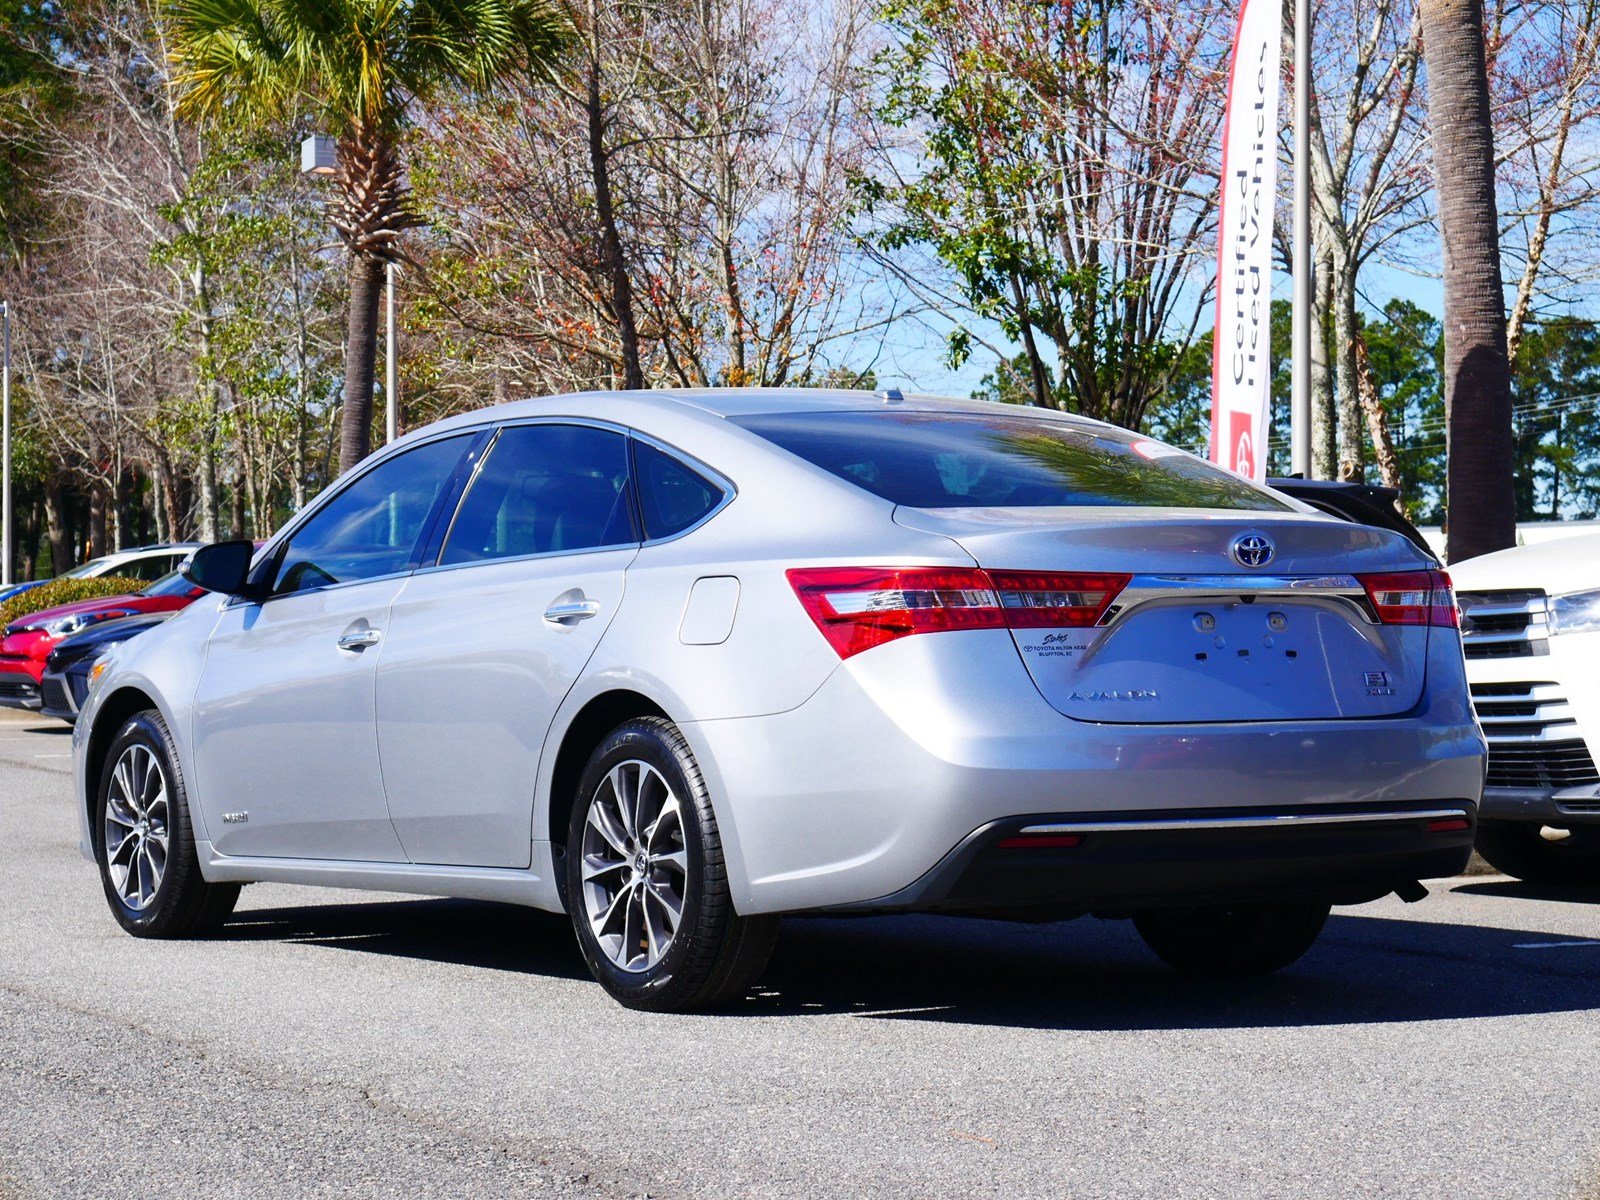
[732, 411, 1291, 511]
[634, 442, 724, 539]
[440, 424, 634, 565]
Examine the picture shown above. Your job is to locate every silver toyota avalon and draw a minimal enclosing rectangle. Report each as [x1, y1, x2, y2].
[72, 389, 1485, 1011]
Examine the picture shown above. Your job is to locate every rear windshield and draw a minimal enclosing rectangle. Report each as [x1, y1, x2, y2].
[733, 411, 1291, 511]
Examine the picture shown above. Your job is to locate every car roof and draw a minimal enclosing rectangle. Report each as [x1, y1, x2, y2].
[432, 387, 1112, 428]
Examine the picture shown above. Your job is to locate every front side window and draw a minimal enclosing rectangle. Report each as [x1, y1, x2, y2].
[439, 424, 633, 566]
[634, 442, 724, 539]
[732, 411, 1292, 512]
[274, 435, 472, 594]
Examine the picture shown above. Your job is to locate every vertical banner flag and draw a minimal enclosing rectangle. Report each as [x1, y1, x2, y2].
[1211, 0, 1283, 482]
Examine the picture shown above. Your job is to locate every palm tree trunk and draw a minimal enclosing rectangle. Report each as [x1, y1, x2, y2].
[1419, 0, 1517, 562]
[341, 255, 384, 475]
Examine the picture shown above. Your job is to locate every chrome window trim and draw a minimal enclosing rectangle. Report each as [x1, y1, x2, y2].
[232, 415, 739, 599]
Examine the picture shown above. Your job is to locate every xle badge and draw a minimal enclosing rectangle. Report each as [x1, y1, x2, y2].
[1363, 671, 1396, 698]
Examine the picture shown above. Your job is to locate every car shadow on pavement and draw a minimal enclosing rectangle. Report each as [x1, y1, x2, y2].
[214, 896, 1600, 1030]
[219, 897, 591, 982]
[1452, 879, 1600, 906]
[725, 909, 1600, 1030]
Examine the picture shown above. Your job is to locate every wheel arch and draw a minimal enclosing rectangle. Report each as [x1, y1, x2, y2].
[545, 689, 670, 851]
[83, 685, 167, 833]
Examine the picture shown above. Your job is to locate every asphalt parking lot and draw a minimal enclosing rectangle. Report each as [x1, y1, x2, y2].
[1, 710, 1597, 1200]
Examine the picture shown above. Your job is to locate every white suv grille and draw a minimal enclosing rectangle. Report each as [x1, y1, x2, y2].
[1456, 590, 1549, 660]
[1470, 681, 1599, 791]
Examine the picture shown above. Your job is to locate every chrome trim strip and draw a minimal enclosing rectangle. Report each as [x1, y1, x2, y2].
[1017, 808, 1471, 835]
[1103, 573, 1374, 626]
[1459, 599, 1548, 617]
[1481, 728, 1586, 746]
[1460, 624, 1548, 646]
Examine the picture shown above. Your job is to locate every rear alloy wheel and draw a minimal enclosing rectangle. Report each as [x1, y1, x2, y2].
[1133, 901, 1331, 975]
[566, 717, 777, 1012]
[95, 710, 240, 937]
[1475, 821, 1600, 885]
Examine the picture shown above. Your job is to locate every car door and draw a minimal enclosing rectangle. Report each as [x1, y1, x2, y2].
[376, 422, 639, 868]
[190, 433, 477, 862]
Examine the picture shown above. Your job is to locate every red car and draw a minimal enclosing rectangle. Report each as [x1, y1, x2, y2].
[0, 567, 205, 710]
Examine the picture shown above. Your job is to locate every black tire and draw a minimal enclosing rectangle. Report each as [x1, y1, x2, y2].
[94, 710, 240, 938]
[565, 717, 777, 1012]
[1475, 821, 1600, 885]
[1133, 901, 1331, 975]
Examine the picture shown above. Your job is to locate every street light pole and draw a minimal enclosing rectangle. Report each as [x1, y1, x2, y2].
[386, 261, 398, 445]
[2, 300, 11, 587]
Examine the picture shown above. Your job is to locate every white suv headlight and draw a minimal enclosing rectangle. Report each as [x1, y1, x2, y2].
[1550, 588, 1600, 636]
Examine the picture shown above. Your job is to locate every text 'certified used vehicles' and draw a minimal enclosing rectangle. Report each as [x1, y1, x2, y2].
[73, 390, 1485, 1011]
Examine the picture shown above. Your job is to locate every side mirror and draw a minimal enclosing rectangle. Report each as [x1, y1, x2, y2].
[183, 541, 262, 600]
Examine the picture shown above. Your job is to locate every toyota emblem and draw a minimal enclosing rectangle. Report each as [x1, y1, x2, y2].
[1231, 532, 1276, 568]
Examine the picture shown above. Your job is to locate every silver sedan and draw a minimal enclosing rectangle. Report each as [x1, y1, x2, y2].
[72, 389, 1485, 1010]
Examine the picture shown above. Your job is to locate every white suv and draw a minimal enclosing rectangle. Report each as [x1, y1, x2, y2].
[1451, 532, 1600, 881]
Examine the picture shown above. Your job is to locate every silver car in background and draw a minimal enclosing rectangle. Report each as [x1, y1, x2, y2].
[72, 389, 1484, 1011]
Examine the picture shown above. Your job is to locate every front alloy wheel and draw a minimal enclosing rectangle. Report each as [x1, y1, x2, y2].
[104, 743, 171, 912]
[95, 710, 240, 937]
[566, 717, 777, 1011]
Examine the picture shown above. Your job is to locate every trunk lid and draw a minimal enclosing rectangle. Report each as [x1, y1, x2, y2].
[894, 506, 1437, 723]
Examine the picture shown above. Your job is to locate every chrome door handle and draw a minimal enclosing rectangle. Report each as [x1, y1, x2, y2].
[337, 630, 382, 651]
[544, 600, 601, 625]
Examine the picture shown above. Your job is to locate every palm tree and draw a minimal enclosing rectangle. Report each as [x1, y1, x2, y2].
[1417, 0, 1518, 562]
[167, 0, 573, 474]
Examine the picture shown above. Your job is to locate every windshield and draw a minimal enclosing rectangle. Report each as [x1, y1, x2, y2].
[140, 568, 195, 598]
[733, 411, 1292, 511]
[62, 557, 110, 580]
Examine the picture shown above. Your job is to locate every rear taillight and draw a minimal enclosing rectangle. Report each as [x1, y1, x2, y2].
[987, 572, 1131, 628]
[787, 567, 1131, 659]
[1357, 569, 1458, 628]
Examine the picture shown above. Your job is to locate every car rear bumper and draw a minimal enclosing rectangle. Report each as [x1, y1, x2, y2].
[824, 804, 1476, 916]
[685, 629, 1486, 915]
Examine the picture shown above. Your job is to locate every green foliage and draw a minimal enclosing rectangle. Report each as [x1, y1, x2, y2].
[0, 0, 66, 257]
[165, 0, 575, 134]
[1510, 320, 1600, 520]
[1140, 299, 1600, 521]
[1142, 300, 1291, 478]
[0, 578, 145, 630]
[1360, 300, 1446, 521]
[974, 353, 1054, 406]
[863, 0, 1212, 429]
